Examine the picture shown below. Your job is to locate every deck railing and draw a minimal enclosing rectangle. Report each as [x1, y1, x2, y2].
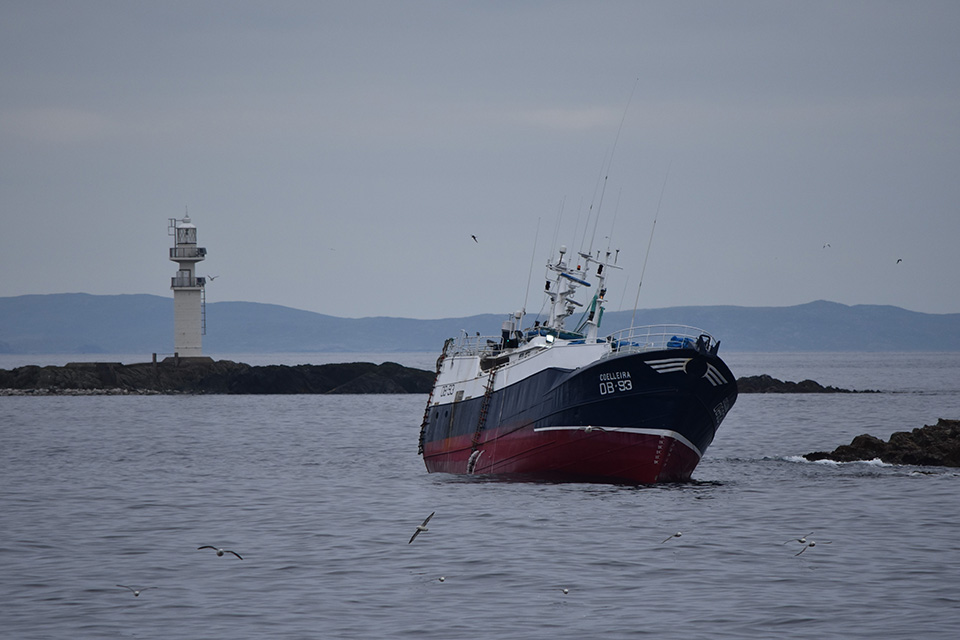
[450, 332, 503, 357]
[606, 324, 716, 355]
[169, 247, 207, 259]
[170, 276, 206, 288]
[446, 324, 717, 358]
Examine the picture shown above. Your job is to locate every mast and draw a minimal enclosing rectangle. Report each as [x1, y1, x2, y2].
[542, 245, 588, 332]
[539, 241, 622, 339]
[575, 248, 619, 341]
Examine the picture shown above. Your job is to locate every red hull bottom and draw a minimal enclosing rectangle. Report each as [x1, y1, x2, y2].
[422, 425, 702, 484]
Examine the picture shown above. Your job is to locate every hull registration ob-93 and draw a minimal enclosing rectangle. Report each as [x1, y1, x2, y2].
[417, 243, 738, 484]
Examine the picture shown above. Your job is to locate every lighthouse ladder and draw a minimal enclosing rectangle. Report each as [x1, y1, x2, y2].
[418, 338, 453, 454]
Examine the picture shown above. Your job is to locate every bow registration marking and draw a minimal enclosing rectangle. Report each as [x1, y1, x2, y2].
[599, 371, 632, 395]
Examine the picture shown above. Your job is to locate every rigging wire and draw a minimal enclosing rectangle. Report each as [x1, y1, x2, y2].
[550, 198, 565, 260]
[522, 217, 542, 315]
[606, 187, 622, 256]
[631, 162, 671, 327]
[587, 77, 640, 257]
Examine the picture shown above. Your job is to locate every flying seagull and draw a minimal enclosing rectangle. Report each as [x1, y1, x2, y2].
[409, 512, 435, 544]
[117, 585, 154, 597]
[197, 546, 243, 559]
[784, 532, 814, 545]
[896, 258, 903, 264]
[661, 531, 682, 543]
[794, 539, 831, 556]
[471, 235, 478, 243]
[206, 275, 220, 280]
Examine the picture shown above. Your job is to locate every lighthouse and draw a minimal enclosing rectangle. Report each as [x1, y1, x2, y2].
[168, 214, 207, 357]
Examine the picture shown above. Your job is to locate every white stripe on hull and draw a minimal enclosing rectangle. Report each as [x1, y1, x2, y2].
[647, 358, 688, 373]
[532, 425, 703, 458]
[704, 363, 727, 386]
[647, 357, 729, 387]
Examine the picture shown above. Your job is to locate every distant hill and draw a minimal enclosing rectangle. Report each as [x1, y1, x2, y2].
[1, 293, 959, 355]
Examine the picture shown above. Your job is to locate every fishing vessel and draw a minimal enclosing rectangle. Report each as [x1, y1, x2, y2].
[417, 243, 737, 484]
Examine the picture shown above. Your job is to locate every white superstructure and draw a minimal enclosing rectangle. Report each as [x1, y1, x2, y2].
[428, 243, 715, 403]
[168, 214, 206, 357]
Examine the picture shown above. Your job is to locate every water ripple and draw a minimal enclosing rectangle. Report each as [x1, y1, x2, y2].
[2, 364, 960, 639]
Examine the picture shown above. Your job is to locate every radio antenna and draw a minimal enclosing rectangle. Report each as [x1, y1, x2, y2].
[550, 197, 566, 257]
[587, 77, 639, 256]
[522, 217, 542, 314]
[631, 163, 671, 326]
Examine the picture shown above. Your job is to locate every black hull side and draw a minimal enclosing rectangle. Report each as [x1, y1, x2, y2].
[422, 348, 738, 460]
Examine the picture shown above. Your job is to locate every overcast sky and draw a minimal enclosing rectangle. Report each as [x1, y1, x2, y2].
[2, 1, 958, 319]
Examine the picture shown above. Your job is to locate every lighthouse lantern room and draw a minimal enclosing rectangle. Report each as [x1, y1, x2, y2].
[168, 214, 207, 357]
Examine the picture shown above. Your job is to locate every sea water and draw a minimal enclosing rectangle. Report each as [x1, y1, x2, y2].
[1, 352, 959, 639]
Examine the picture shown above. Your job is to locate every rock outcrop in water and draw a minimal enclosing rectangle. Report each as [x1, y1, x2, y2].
[804, 419, 960, 467]
[2, 364, 868, 396]
[735, 374, 868, 393]
[0, 360, 435, 395]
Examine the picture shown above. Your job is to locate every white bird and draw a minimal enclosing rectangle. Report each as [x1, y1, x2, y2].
[661, 531, 682, 543]
[438, 576, 445, 582]
[197, 545, 243, 559]
[409, 512, 435, 544]
[561, 588, 569, 595]
[117, 584, 154, 597]
[784, 532, 814, 545]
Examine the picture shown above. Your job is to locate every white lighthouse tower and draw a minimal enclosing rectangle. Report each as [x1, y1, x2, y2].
[168, 214, 207, 358]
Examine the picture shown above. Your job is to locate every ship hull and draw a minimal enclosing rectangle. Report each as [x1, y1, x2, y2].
[420, 348, 737, 484]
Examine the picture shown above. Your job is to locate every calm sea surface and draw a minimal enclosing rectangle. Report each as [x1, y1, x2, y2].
[2, 352, 959, 639]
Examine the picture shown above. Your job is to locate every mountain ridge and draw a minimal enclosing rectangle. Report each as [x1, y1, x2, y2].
[2, 293, 959, 354]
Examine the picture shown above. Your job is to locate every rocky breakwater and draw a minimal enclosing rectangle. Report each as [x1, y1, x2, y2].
[2, 367, 863, 396]
[804, 418, 960, 468]
[0, 360, 435, 395]
[735, 374, 872, 393]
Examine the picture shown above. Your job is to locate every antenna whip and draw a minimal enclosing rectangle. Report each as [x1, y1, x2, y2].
[631, 163, 671, 326]
[522, 217, 542, 314]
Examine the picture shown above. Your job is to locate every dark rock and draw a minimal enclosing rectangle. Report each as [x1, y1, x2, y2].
[0, 360, 435, 395]
[804, 419, 960, 467]
[736, 374, 867, 393]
